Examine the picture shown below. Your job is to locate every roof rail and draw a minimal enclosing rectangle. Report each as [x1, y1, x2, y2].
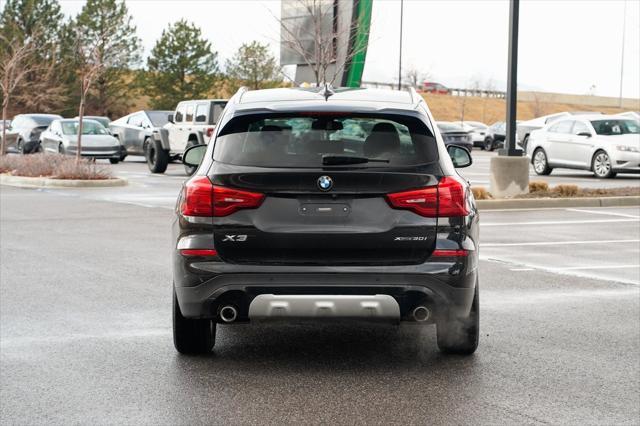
[234, 86, 249, 104]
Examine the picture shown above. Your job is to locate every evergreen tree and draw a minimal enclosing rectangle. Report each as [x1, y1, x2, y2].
[74, 0, 141, 117]
[0, 0, 68, 113]
[144, 20, 219, 109]
[226, 41, 282, 90]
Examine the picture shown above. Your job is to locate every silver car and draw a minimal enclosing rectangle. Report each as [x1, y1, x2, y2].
[40, 119, 122, 163]
[526, 115, 640, 178]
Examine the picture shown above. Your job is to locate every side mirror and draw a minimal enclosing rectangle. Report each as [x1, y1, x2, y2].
[168, 114, 174, 124]
[447, 145, 472, 168]
[183, 144, 207, 168]
[576, 132, 592, 137]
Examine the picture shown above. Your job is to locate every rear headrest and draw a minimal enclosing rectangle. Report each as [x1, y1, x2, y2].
[363, 122, 401, 157]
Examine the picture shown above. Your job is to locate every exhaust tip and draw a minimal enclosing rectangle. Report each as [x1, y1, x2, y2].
[219, 305, 238, 323]
[412, 306, 430, 322]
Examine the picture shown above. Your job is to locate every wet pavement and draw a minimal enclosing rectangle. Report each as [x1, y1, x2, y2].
[1, 164, 639, 424]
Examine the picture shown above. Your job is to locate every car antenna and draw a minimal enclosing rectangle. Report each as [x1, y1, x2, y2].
[321, 83, 334, 101]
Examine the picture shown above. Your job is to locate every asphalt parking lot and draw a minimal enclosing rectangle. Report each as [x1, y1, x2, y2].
[1, 156, 639, 425]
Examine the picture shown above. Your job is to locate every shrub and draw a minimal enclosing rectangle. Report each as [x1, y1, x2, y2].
[529, 181, 549, 193]
[553, 184, 579, 197]
[0, 154, 112, 180]
[472, 186, 492, 200]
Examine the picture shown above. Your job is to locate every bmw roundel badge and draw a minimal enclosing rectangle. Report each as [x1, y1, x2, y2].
[317, 175, 333, 191]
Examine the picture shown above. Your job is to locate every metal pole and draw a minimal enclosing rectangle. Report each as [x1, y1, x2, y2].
[398, 0, 403, 90]
[501, 0, 522, 156]
[619, 0, 627, 108]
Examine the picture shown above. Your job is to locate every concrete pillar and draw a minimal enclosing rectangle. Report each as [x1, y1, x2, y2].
[490, 156, 530, 198]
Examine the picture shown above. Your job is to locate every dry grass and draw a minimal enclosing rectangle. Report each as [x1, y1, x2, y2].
[529, 181, 550, 193]
[516, 185, 640, 199]
[0, 154, 113, 180]
[553, 184, 579, 197]
[472, 186, 492, 200]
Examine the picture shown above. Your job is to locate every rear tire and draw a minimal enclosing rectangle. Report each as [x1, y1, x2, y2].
[145, 138, 169, 173]
[437, 283, 479, 355]
[109, 158, 120, 164]
[17, 139, 25, 154]
[532, 148, 552, 175]
[173, 289, 215, 354]
[484, 138, 494, 151]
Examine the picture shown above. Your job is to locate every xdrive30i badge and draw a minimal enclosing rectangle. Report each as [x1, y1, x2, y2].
[317, 175, 333, 191]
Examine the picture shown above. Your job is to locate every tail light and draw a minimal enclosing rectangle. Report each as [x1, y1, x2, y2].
[180, 177, 264, 217]
[386, 176, 469, 217]
[180, 249, 218, 257]
[205, 127, 215, 138]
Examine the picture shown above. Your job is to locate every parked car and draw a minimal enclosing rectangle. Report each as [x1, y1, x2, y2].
[1, 114, 62, 154]
[160, 99, 227, 175]
[457, 121, 489, 148]
[517, 112, 605, 152]
[108, 110, 172, 161]
[40, 119, 122, 163]
[436, 122, 473, 151]
[173, 86, 479, 355]
[526, 115, 640, 178]
[422, 82, 450, 94]
[74, 115, 111, 128]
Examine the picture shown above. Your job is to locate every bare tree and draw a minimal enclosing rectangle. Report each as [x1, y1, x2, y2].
[0, 33, 39, 155]
[74, 31, 105, 163]
[278, 0, 369, 85]
[403, 66, 431, 89]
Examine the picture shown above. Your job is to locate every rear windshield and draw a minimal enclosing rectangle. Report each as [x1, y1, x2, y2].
[590, 119, 639, 135]
[437, 122, 463, 132]
[31, 115, 58, 125]
[214, 114, 438, 168]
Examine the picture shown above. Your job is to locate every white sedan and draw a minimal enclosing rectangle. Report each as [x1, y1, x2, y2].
[526, 115, 640, 178]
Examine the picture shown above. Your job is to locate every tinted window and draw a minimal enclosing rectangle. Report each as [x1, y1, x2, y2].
[185, 105, 194, 122]
[212, 103, 226, 123]
[195, 104, 208, 123]
[591, 119, 639, 135]
[146, 111, 170, 127]
[214, 114, 438, 168]
[175, 105, 186, 123]
[548, 120, 573, 134]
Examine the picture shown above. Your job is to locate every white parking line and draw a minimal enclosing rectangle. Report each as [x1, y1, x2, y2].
[566, 208, 640, 219]
[483, 239, 640, 247]
[482, 218, 638, 226]
[550, 264, 639, 271]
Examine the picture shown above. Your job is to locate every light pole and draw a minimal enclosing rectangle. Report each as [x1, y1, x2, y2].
[619, 0, 627, 108]
[398, 0, 403, 90]
[500, 0, 521, 157]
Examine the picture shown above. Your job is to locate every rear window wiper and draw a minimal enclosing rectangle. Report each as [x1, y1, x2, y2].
[322, 155, 390, 165]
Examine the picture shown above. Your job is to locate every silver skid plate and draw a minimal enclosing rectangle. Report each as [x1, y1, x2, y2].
[248, 294, 400, 321]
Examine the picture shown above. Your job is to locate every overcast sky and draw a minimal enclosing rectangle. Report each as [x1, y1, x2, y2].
[51, 0, 640, 99]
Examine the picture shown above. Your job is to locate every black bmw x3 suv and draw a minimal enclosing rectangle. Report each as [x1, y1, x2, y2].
[173, 86, 479, 355]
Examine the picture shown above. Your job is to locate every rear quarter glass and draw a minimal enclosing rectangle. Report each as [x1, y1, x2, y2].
[213, 113, 439, 168]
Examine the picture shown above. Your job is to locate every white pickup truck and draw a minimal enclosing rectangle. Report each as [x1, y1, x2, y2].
[148, 99, 227, 174]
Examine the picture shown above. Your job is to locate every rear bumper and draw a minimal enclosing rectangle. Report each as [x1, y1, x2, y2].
[174, 267, 478, 322]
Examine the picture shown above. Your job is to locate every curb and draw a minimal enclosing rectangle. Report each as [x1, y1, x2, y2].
[477, 196, 640, 210]
[0, 174, 128, 188]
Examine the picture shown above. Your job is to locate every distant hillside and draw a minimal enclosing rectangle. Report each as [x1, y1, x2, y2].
[422, 92, 638, 124]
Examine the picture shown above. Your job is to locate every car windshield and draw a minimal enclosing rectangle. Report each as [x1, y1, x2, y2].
[146, 111, 170, 127]
[214, 114, 438, 168]
[437, 123, 463, 132]
[61, 120, 109, 135]
[590, 119, 640, 135]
